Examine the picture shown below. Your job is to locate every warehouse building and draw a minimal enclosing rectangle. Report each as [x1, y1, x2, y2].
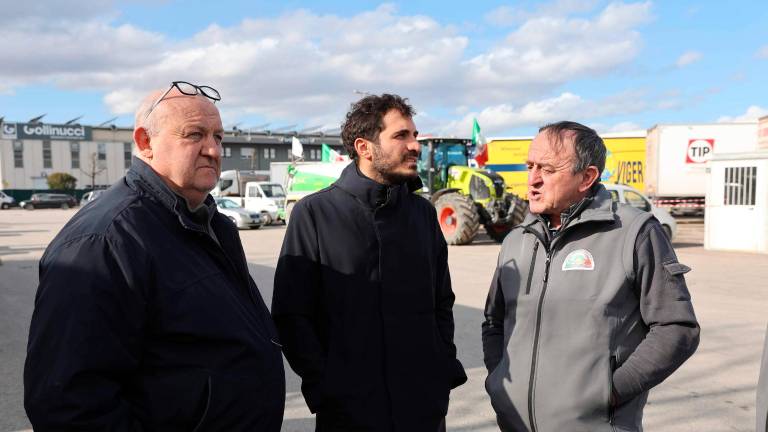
[0, 120, 343, 201]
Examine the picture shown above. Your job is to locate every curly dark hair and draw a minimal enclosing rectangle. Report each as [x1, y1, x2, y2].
[341, 93, 415, 161]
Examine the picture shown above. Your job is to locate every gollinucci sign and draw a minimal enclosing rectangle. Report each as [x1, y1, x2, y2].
[1, 122, 93, 141]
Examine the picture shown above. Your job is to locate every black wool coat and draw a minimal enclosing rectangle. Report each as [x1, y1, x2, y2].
[273, 163, 467, 431]
[24, 157, 285, 431]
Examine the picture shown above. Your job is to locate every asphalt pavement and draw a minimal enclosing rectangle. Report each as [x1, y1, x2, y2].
[0, 209, 765, 431]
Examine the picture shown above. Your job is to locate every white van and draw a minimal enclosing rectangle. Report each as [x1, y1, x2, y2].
[0, 191, 17, 209]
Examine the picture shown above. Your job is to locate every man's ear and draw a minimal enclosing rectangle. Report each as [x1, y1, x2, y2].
[354, 137, 373, 161]
[579, 166, 600, 192]
[134, 127, 153, 159]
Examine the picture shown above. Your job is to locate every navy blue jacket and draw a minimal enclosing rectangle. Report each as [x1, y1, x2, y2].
[24, 157, 285, 431]
[272, 163, 467, 431]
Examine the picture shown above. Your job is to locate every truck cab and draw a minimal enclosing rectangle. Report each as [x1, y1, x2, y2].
[243, 182, 285, 224]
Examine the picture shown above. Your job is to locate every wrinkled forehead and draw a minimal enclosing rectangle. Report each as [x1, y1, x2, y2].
[154, 90, 222, 127]
[541, 128, 577, 154]
[529, 130, 576, 164]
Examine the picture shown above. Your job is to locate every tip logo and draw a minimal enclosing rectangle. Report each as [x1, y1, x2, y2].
[562, 249, 595, 271]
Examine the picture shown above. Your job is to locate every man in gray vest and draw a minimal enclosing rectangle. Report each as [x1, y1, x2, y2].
[758, 327, 768, 432]
[482, 121, 700, 432]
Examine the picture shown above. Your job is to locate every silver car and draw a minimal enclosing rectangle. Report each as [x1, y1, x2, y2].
[603, 183, 677, 240]
[215, 198, 263, 230]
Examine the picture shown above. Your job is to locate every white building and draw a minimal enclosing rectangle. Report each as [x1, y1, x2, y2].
[0, 122, 133, 200]
[0, 120, 344, 202]
[705, 116, 768, 254]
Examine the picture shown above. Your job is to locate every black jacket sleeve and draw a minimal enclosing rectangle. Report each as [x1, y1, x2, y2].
[24, 234, 145, 431]
[271, 200, 326, 412]
[482, 257, 506, 373]
[433, 223, 467, 389]
[612, 220, 700, 404]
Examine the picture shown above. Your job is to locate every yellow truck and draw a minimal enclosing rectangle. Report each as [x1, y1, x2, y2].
[484, 131, 647, 199]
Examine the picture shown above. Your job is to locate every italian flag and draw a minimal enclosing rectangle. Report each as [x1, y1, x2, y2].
[321, 143, 347, 162]
[472, 118, 488, 167]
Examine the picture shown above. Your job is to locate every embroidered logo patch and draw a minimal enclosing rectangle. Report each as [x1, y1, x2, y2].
[562, 249, 595, 271]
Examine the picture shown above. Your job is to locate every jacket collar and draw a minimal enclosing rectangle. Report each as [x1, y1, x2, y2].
[522, 183, 616, 235]
[125, 156, 217, 231]
[334, 162, 423, 209]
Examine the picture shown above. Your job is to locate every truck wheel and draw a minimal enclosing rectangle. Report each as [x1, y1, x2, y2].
[435, 193, 479, 245]
[261, 212, 273, 226]
[1, 203, 8, 209]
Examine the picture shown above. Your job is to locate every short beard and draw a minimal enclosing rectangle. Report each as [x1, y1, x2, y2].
[371, 142, 418, 184]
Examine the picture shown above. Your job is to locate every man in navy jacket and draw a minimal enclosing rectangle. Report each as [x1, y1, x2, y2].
[273, 94, 467, 431]
[24, 82, 285, 431]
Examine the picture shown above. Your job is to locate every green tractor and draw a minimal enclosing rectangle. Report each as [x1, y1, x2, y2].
[417, 137, 528, 245]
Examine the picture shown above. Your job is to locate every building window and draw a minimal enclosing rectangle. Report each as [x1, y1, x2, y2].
[98, 143, 107, 161]
[70, 142, 80, 169]
[241, 147, 254, 160]
[13, 140, 23, 168]
[724, 166, 757, 206]
[263, 147, 276, 160]
[123, 142, 132, 169]
[43, 140, 52, 168]
[223, 147, 231, 158]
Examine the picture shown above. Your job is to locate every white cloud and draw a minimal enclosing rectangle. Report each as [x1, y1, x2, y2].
[485, 0, 601, 26]
[0, 2, 655, 130]
[675, 51, 702, 68]
[717, 106, 768, 123]
[440, 90, 649, 136]
[756, 45, 768, 59]
[466, 2, 652, 104]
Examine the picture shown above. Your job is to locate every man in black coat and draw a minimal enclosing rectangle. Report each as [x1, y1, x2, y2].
[24, 82, 285, 431]
[272, 93, 467, 431]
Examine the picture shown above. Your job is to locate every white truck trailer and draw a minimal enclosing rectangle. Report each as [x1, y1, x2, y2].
[645, 122, 759, 215]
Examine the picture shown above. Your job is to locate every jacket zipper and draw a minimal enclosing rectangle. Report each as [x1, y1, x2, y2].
[527, 249, 551, 432]
[372, 186, 395, 422]
[609, 355, 617, 428]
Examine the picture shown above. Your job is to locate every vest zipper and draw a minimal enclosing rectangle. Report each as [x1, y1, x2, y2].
[524, 242, 539, 295]
[527, 250, 551, 432]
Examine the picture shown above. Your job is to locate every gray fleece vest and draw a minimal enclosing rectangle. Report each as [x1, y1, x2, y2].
[486, 187, 652, 432]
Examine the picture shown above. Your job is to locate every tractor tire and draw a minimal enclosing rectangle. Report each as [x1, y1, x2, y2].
[508, 194, 529, 225]
[435, 193, 479, 245]
[485, 224, 512, 243]
[484, 195, 529, 243]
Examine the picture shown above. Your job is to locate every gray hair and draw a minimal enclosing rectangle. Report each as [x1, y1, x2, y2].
[539, 121, 606, 179]
[134, 90, 165, 137]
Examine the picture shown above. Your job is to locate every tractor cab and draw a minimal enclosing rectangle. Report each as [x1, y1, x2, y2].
[417, 138, 472, 193]
[416, 137, 528, 245]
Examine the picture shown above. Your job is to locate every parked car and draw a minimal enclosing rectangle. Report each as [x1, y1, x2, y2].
[80, 189, 106, 206]
[19, 193, 78, 210]
[604, 183, 677, 240]
[0, 191, 17, 209]
[215, 198, 263, 230]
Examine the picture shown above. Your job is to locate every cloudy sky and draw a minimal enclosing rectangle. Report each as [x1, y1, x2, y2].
[1, 0, 766, 136]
